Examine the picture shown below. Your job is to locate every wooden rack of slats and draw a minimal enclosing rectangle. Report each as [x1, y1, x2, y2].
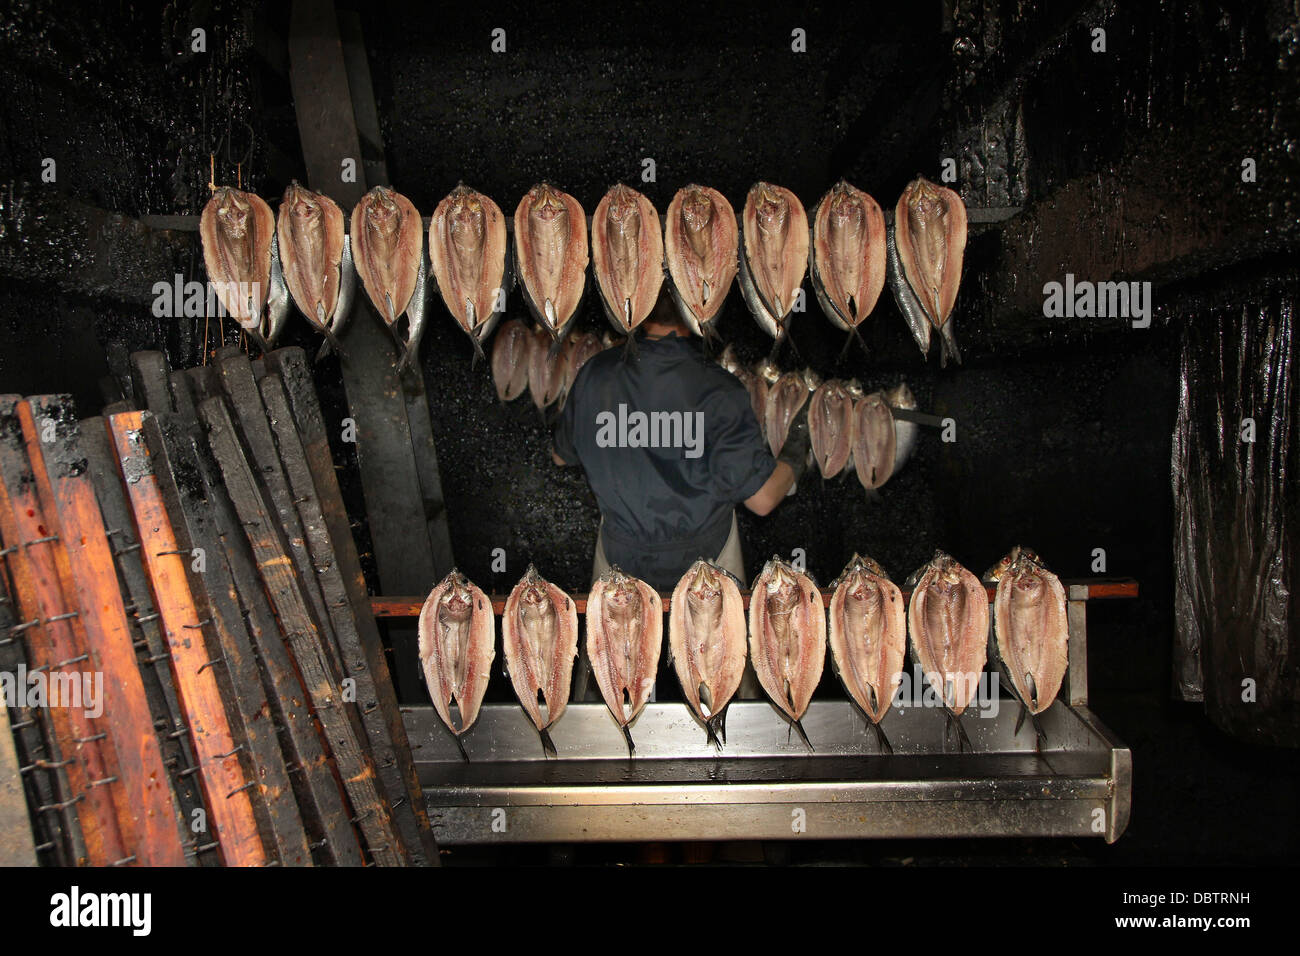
[0, 348, 437, 866]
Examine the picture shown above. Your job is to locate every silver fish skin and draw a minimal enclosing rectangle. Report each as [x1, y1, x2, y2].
[886, 222, 931, 358]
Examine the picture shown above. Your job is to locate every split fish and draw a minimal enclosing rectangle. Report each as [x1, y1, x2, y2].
[668, 560, 748, 748]
[828, 554, 906, 753]
[526, 324, 566, 412]
[351, 185, 428, 372]
[851, 390, 897, 491]
[906, 551, 988, 752]
[561, 331, 604, 399]
[809, 180, 886, 357]
[886, 382, 918, 472]
[765, 368, 818, 458]
[988, 547, 1069, 746]
[200, 186, 290, 351]
[501, 565, 579, 756]
[892, 176, 967, 367]
[490, 318, 532, 402]
[750, 359, 779, 444]
[748, 555, 826, 749]
[417, 570, 495, 761]
[276, 182, 354, 362]
[664, 184, 738, 339]
[514, 183, 588, 343]
[585, 567, 663, 754]
[738, 182, 809, 355]
[591, 184, 663, 349]
[429, 184, 511, 362]
[808, 378, 856, 478]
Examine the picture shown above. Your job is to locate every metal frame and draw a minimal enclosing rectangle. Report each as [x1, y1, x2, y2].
[403, 582, 1133, 845]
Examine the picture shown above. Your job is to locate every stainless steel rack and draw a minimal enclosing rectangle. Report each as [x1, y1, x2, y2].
[395, 580, 1134, 845]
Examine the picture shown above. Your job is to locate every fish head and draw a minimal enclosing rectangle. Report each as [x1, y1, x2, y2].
[750, 182, 789, 233]
[886, 381, 917, 410]
[681, 186, 715, 231]
[762, 556, 801, 604]
[827, 184, 865, 231]
[599, 567, 643, 612]
[529, 184, 568, 224]
[363, 186, 402, 236]
[214, 187, 252, 239]
[802, 368, 822, 391]
[755, 358, 781, 384]
[843, 552, 889, 581]
[686, 560, 723, 601]
[448, 188, 486, 243]
[845, 379, 864, 400]
[438, 572, 475, 622]
[285, 182, 322, 226]
[905, 177, 947, 227]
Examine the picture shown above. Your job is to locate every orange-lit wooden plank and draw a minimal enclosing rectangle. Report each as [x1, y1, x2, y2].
[369, 578, 1140, 618]
[0, 395, 127, 866]
[21, 396, 187, 867]
[107, 412, 267, 867]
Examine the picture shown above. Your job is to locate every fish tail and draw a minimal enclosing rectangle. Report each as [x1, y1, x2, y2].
[469, 330, 487, 366]
[621, 724, 636, 757]
[453, 734, 470, 764]
[872, 720, 894, 756]
[539, 727, 557, 759]
[851, 323, 869, 358]
[1014, 700, 1028, 737]
[945, 711, 972, 753]
[792, 718, 814, 752]
[705, 712, 725, 751]
[837, 329, 855, 362]
[1031, 713, 1049, 752]
[938, 321, 961, 367]
[621, 331, 638, 362]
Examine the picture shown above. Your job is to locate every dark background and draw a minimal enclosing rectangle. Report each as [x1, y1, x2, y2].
[0, 0, 1296, 864]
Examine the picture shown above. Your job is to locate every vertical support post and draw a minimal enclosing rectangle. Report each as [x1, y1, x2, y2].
[1066, 584, 1089, 706]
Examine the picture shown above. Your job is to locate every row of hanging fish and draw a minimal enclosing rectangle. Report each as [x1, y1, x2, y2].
[200, 176, 967, 368]
[415, 547, 1067, 758]
[719, 347, 918, 491]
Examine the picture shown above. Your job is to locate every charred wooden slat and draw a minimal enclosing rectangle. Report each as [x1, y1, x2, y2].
[199, 395, 405, 866]
[142, 411, 312, 866]
[260, 371, 425, 862]
[128, 351, 174, 414]
[265, 346, 438, 865]
[212, 348, 341, 674]
[107, 412, 269, 867]
[0, 556, 77, 865]
[0, 396, 130, 865]
[169, 369, 364, 865]
[21, 396, 188, 866]
[79, 416, 208, 865]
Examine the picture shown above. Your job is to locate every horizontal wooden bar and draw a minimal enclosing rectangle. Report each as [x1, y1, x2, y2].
[370, 578, 1139, 618]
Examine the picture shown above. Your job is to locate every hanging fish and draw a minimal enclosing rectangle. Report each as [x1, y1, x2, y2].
[514, 183, 588, 343]
[664, 184, 738, 339]
[350, 185, 428, 372]
[885, 382, 919, 473]
[765, 368, 818, 458]
[987, 547, 1069, 746]
[891, 176, 967, 367]
[828, 554, 906, 753]
[809, 180, 886, 357]
[738, 182, 809, 355]
[417, 571, 495, 762]
[808, 378, 856, 478]
[585, 567, 663, 755]
[429, 184, 512, 363]
[750, 359, 779, 443]
[748, 555, 826, 749]
[526, 325, 566, 413]
[906, 551, 988, 752]
[276, 182, 354, 362]
[501, 565, 579, 757]
[591, 184, 663, 350]
[851, 390, 897, 492]
[490, 318, 532, 402]
[668, 560, 748, 748]
[561, 331, 604, 399]
[200, 186, 290, 351]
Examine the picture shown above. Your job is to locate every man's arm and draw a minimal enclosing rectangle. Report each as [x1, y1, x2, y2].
[743, 461, 796, 516]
